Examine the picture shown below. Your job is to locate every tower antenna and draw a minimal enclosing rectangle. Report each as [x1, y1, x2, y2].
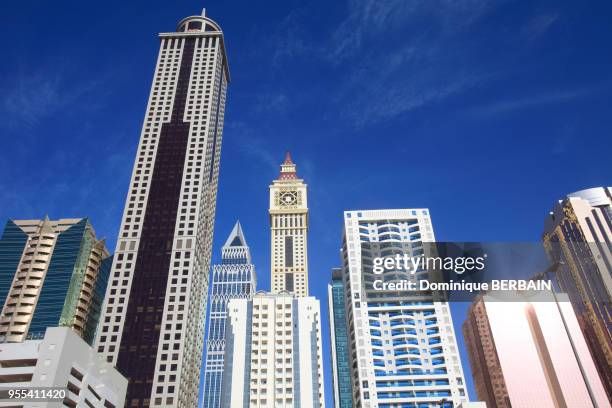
[201, 7, 206, 17]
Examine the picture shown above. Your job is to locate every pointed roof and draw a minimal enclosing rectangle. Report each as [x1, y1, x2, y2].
[223, 220, 248, 248]
[39, 215, 55, 235]
[278, 151, 298, 180]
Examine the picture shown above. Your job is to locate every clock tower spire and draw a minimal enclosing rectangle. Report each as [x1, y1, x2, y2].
[269, 152, 309, 297]
[278, 151, 298, 180]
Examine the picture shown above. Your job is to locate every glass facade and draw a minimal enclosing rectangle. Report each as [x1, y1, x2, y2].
[0, 218, 110, 345]
[28, 219, 88, 338]
[202, 222, 256, 408]
[84, 255, 112, 345]
[0, 220, 28, 309]
[329, 268, 353, 408]
[543, 188, 612, 401]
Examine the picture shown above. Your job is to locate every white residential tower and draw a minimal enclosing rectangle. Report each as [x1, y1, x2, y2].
[337, 209, 469, 408]
[221, 292, 325, 407]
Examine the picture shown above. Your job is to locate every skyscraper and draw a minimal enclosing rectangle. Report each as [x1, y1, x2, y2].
[221, 292, 325, 407]
[462, 297, 509, 408]
[269, 152, 309, 297]
[221, 151, 325, 407]
[328, 267, 352, 408]
[542, 186, 612, 400]
[335, 209, 469, 408]
[0, 217, 111, 345]
[94, 11, 230, 407]
[202, 221, 256, 408]
[463, 293, 609, 408]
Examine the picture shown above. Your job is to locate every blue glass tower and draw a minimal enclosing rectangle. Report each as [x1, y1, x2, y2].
[328, 267, 353, 408]
[0, 221, 29, 310]
[202, 221, 256, 408]
[0, 218, 111, 345]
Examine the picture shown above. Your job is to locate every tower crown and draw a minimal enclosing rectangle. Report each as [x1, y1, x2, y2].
[221, 221, 251, 263]
[278, 151, 298, 180]
[176, 12, 222, 33]
[223, 220, 248, 249]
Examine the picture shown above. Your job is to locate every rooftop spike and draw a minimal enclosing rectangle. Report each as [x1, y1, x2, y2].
[223, 220, 247, 248]
[278, 151, 298, 180]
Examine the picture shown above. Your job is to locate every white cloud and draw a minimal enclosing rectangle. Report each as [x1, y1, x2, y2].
[1, 66, 103, 128]
[464, 85, 603, 117]
[522, 12, 559, 42]
[227, 121, 279, 170]
[261, 0, 511, 127]
[329, 0, 504, 61]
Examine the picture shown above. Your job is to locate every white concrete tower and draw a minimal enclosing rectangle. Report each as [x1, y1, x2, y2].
[94, 10, 230, 408]
[221, 292, 325, 407]
[340, 209, 469, 408]
[269, 152, 309, 297]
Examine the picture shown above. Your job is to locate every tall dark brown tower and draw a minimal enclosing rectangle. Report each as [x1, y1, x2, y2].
[95, 10, 230, 407]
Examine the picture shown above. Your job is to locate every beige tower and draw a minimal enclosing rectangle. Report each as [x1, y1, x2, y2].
[269, 152, 309, 297]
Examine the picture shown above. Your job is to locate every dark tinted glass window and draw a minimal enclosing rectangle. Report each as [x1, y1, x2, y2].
[188, 21, 202, 30]
[285, 236, 293, 267]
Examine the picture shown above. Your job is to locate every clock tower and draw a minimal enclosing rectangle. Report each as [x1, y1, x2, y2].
[269, 152, 309, 297]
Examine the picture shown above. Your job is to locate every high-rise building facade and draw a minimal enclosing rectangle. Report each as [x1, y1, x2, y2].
[269, 153, 309, 297]
[94, 11, 230, 407]
[542, 186, 612, 400]
[202, 221, 256, 408]
[328, 267, 352, 408]
[461, 297, 509, 408]
[0, 327, 127, 408]
[336, 209, 469, 408]
[221, 292, 325, 407]
[463, 293, 609, 408]
[219, 151, 325, 407]
[0, 217, 111, 345]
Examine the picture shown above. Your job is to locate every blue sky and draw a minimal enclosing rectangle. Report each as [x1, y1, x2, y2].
[1, 0, 612, 404]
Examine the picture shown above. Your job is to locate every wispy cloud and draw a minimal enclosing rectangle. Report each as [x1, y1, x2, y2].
[327, 0, 511, 126]
[254, 0, 577, 129]
[522, 11, 559, 42]
[252, 92, 289, 114]
[227, 121, 279, 170]
[552, 134, 570, 155]
[1, 64, 105, 128]
[341, 72, 489, 126]
[464, 84, 604, 117]
[270, 8, 316, 67]
[260, 0, 512, 127]
[329, 0, 503, 61]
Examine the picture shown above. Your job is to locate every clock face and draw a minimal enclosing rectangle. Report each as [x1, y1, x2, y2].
[280, 191, 298, 206]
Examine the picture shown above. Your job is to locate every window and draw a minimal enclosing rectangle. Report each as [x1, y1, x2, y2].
[188, 21, 202, 31]
[285, 236, 293, 267]
[70, 367, 84, 382]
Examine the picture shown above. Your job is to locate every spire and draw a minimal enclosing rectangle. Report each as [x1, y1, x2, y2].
[221, 221, 252, 264]
[278, 151, 297, 180]
[223, 220, 247, 248]
[39, 215, 54, 235]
